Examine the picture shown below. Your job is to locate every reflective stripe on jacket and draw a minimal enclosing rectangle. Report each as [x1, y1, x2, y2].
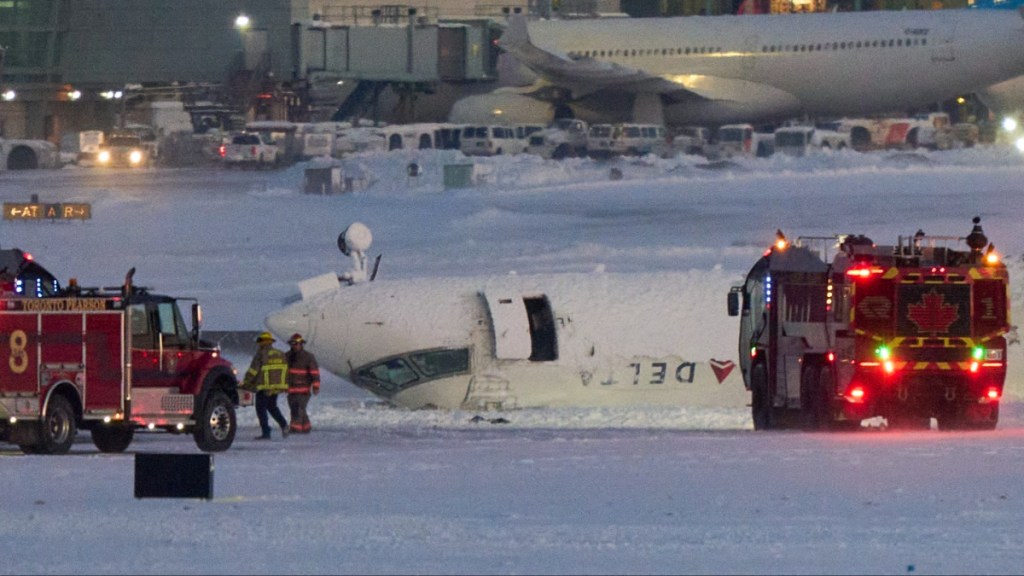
[243, 346, 289, 393]
[286, 348, 321, 394]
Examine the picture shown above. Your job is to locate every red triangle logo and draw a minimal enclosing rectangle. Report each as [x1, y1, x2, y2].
[709, 359, 736, 384]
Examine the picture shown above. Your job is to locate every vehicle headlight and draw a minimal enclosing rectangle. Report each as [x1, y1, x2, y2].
[129, 150, 143, 165]
[1014, 136, 1024, 153]
[98, 150, 111, 164]
[1002, 116, 1018, 133]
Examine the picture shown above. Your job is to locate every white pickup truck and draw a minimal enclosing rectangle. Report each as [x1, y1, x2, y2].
[773, 126, 850, 157]
[221, 132, 280, 169]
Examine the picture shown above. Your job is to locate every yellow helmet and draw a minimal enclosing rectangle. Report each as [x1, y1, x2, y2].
[255, 331, 275, 343]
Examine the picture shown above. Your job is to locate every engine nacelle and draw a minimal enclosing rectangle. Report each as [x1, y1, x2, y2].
[448, 88, 555, 126]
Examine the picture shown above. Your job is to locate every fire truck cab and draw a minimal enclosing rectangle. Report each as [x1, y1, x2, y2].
[0, 249, 249, 454]
[728, 218, 1009, 431]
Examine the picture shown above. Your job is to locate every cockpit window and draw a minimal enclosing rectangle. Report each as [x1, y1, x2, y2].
[354, 348, 471, 395]
[356, 357, 419, 392]
[409, 349, 470, 377]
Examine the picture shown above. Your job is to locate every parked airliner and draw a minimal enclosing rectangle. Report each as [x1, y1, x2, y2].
[450, 10, 1024, 127]
[264, 225, 747, 411]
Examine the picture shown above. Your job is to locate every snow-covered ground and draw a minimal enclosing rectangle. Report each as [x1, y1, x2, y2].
[3, 147, 1024, 574]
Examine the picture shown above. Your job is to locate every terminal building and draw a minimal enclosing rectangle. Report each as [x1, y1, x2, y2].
[0, 0, 969, 145]
[0, 0, 600, 143]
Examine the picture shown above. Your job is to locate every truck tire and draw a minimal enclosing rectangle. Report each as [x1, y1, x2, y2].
[800, 363, 828, 431]
[938, 404, 998, 431]
[751, 363, 774, 430]
[193, 391, 236, 452]
[91, 425, 135, 453]
[37, 395, 76, 455]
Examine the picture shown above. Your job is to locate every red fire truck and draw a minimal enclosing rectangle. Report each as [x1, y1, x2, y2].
[727, 217, 1009, 431]
[0, 248, 251, 454]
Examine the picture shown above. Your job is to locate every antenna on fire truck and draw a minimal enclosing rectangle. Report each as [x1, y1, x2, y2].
[123, 267, 136, 296]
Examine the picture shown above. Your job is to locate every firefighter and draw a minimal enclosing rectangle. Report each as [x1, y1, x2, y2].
[242, 331, 290, 440]
[286, 333, 321, 434]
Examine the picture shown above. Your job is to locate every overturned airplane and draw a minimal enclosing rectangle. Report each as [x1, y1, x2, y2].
[265, 224, 746, 411]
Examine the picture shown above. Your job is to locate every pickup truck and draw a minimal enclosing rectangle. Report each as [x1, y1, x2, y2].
[773, 126, 850, 157]
[95, 133, 152, 168]
[220, 132, 280, 169]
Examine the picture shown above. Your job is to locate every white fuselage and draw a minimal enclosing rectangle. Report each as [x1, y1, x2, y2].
[266, 272, 748, 411]
[521, 10, 1024, 125]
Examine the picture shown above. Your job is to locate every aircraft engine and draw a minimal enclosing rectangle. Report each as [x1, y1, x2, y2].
[448, 88, 556, 126]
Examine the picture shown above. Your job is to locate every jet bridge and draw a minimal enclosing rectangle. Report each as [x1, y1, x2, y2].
[294, 16, 498, 85]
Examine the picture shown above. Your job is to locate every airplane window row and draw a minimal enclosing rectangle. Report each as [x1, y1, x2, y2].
[571, 47, 724, 58]
[569, 37, 928, 59]
[761, 37, 928, 52]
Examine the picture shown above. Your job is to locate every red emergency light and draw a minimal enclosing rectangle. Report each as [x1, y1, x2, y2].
[845, 266, 882, 278]
[845, 385, 866, 403]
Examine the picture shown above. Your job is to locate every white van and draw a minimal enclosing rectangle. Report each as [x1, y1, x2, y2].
[383, 124, 437, 151]
[460, 125, 524, 156]
[717, 124, 774, 158]
[586, 123, 670, 158]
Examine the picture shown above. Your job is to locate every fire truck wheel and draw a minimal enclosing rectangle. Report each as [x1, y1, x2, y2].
[38, 395, 77, 455]
[91, 426, 135, 453]
[193, 391, 236, 452]
[799, 365, 825, 431]
[751, 363, 773, 431]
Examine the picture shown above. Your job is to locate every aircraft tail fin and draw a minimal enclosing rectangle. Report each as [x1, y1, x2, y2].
[496, 14, 572, 71]
[498, 14, 531, 52]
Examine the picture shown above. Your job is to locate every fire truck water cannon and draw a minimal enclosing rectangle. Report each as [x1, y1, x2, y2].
[0, 249, 250, 455]
[727, 216, 1008, 432]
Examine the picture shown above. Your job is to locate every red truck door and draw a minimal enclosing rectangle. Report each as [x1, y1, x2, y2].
[128, 301, 198, 389]
[0, 311, 40, 394]
[83, 312, 124, 411]
[38, 310, 123, 412]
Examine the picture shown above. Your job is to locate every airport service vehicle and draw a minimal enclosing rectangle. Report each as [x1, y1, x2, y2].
[460, 125, 526, 156]
[673, 126, 711, 156]
[221, 132, 280, 168]
[586, 123, 671, 158]
[773, 126, 850, 156]
[715, 124, 774, 158]
[526, 119, 589, 159]
[0, 249, 249, 454]
[906, 112, 955, 150]
[728, 218, 1009, 431]
[95, 133, 151, 168]
[265, 224, 747, 411]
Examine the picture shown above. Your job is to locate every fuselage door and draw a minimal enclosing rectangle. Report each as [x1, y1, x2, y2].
[742, 35, 759, 73]
[930, 16, 955, 63]
[483, 292, 532, 360]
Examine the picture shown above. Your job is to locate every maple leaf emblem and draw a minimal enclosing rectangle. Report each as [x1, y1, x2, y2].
[906, 289, 959, 333]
